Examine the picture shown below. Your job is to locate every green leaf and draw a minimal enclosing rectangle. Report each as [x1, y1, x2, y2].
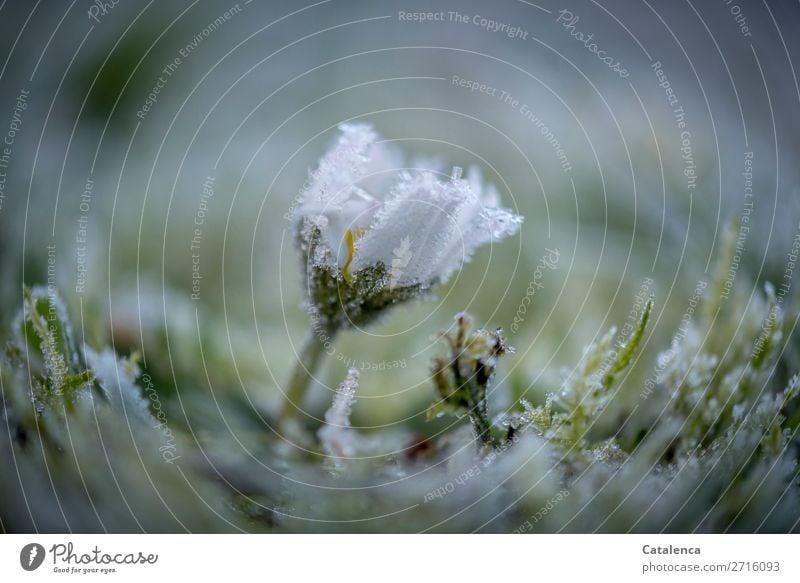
[604, 297, 653, 387]
[750, 284, 780, 370]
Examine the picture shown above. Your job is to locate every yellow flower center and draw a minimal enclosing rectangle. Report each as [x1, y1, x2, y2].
[342, 228, 365, 282]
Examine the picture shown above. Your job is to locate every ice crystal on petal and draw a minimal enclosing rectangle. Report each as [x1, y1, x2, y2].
[353, 170, 470, 284]
[299, 123, 377, 212]
[297, 123, 399, 270]
[353, 166, 522, 285]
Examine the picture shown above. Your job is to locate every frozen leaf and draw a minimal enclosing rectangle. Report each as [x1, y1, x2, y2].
[603, 297, 653, 387]
[13, 287, 84, 397]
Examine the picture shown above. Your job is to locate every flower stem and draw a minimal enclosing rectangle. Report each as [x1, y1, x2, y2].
[469, 411, 496, 447]
[279, 326, 336, 428]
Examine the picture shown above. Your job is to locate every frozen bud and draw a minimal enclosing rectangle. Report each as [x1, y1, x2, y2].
[427, 313, 513, 447]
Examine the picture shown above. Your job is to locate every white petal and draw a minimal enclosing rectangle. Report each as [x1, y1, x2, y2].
[298, 127, 523, 283]
[353, 171, 471, 284]
[433, 167, 522, 280]
[298, 123, 403, 269]
[299, 123, 376, 214]
[354, 167, 522, 285]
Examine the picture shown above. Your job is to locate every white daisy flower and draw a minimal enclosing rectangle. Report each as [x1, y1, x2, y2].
[295, 123, 523, 290]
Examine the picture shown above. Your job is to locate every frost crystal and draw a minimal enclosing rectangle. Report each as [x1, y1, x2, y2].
[85, 348, 150, 422]
[318, 368, 361, 467]
[296, 123, 523, 287]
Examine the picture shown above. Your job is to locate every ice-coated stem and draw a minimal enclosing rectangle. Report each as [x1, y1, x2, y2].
[468, 413, 494, 447]
[279, 325, 337, 428]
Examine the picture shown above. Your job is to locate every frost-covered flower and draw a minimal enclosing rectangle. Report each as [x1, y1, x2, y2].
[281, 124, 522, 428]
[294, 123, 522, 328]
